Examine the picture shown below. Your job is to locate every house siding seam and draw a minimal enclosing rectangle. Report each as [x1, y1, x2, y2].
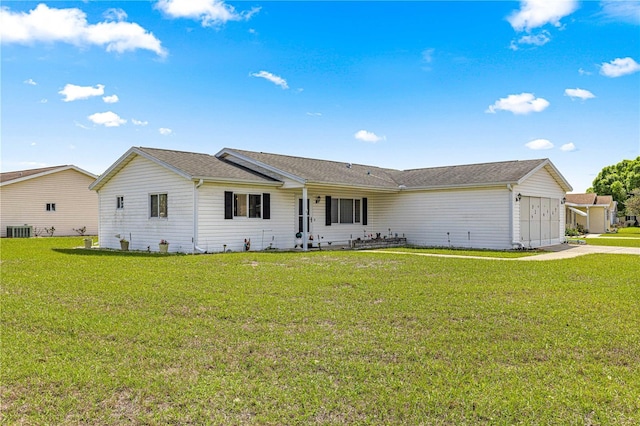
[1, 169, 98, 237]
[97, 155, 195, 252]
[514, 167, 567, 247]
[375, 187, 511, 250]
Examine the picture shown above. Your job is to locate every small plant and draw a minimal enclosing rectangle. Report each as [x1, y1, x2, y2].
[45, 226, 55, 237]
[73, 226, 87, 236]
[32, 227, 44, 237]
[160, 239, 169, 245]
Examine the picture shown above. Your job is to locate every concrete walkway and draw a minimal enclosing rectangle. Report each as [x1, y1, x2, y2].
[373, 243, 640, 261]
[517, 243, 640, 261]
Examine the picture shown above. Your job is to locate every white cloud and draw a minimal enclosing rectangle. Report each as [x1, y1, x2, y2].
[422, 48, 435, 63]
[156, 0, 260, 27]
[0, 4, 166, 57]
[516, 30, 551, 47]
[159, 127, 173, 135]
[600, 0, 640, 24]
[560, 142, 576, 152]
[59, 84, 104, 102]
[486, 93, 550, 114]
[102, 94, 119, 104]
[132, 119, 148, 126]
[24, 78, 37, 85]
[39, 99, 48, 104]
[508, 0, 578, 32]
[306, 112, 322, 117]
[251, 70, 289, 89]
[88, 111, 126, 127]
[74, 121, 91, 130]
[578, 68, 592, 76]
[354, 130, 385, 143]
[564, 88, 595, 100]
[525, 139, 554, 150]
[103, 8, 127, 22]
[600, 57, 640, 77]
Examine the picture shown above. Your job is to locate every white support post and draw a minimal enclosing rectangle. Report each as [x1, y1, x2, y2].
[302, 187, 308, 252]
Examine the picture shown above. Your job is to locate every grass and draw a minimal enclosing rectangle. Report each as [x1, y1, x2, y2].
[568, 237, 640, 248]
[2, 237, 639, 424]
[597, 227, 640, 238]
[376, 247, 539, 258]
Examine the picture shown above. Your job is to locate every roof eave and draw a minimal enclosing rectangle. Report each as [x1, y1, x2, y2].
[90, 147, 193, 191]
[215, 148, 306, 184]
[517, 159, 573, 192]
[1, 165, 97, 187]
[192, 176, 283, 187]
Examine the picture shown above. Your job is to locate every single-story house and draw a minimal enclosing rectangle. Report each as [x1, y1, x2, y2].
[89, 147, 573, 253]
[1, 165, 98, 238]
[565, 193, 616, 234]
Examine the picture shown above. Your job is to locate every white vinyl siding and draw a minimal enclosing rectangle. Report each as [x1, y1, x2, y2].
[514, 166, 567, 247]
[0, 169, 98, 237]
[196, 184, 290, 252]
[375, 187, 511, 250]
[97, 155, 194, 252]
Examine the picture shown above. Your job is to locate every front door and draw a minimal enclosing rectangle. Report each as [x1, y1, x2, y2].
[297, 198, 311, 234]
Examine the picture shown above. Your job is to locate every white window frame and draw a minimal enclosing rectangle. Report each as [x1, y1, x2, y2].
[234, 193, 262, 218]
[331, 198, 361, 224]
[150, 193, 168, 218]
[46, 203, 56, 212]
[116, 196, 124, 210]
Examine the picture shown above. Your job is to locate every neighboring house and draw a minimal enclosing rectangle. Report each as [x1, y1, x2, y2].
[1, 165, 98, 237]
[89, 147, 572, 253]
[565, 193, 616, 234]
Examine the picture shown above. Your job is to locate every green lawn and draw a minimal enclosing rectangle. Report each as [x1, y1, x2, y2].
[2, 238, 639, 424]
[569, 237, 640, 248]
[377, 247, 539, 258]
[597, 227, 640, 238]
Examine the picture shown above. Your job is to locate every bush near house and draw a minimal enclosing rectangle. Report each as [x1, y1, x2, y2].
[2, 238, 639, 424]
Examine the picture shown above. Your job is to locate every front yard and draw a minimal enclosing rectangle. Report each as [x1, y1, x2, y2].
[2, 237, 639, 424]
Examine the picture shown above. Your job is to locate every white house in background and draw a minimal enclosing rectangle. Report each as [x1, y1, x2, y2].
[565, 193, 616, 234]
[1, 165, 98, 237]
[89, 147, 573, 253]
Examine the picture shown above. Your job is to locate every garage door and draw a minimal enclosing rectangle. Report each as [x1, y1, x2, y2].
[520, 196, 559, 248]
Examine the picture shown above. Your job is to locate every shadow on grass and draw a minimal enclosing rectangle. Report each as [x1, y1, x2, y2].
[52, 248, 184, 258]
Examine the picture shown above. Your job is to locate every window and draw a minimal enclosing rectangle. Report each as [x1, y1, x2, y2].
[46, 203, 56, 212]
[116, 196, 124, 209]
[225, 192, 270, 220]
[330, 198, 360, 224]
[150, 193, 168, 218]
[234, 193, 262, 218]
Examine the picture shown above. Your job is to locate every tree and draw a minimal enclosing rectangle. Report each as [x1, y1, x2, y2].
[588, 157, 640, 213]
[626, 189, 640, 217]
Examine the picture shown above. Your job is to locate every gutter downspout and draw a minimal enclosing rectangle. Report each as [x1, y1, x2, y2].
[193, 179, 205, 253]
[508, 184, 522, 249]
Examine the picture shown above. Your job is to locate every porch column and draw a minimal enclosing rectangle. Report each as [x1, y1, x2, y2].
[586, 206, 590, 232]
[302, 187, 308, 252]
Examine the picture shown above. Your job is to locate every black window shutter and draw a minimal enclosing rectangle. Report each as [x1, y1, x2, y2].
[224, 191, 233, 219]
[362, 197, 368, 226]
[325, 196, 332, 226]
[263, 193, 270, 219]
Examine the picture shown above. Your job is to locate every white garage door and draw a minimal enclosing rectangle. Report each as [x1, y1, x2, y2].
[520, 196, 559, 248]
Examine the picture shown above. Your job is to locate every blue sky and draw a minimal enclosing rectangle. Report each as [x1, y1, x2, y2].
[2, 0, 639, 192]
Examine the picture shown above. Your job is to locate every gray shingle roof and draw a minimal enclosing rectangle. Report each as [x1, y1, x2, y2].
[137, 147, 278, 182]
[223, 149, 400, 189]
[222, 149, 551, 190]
[391, 159, 549, 188]
[93, 146, 570, 192]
